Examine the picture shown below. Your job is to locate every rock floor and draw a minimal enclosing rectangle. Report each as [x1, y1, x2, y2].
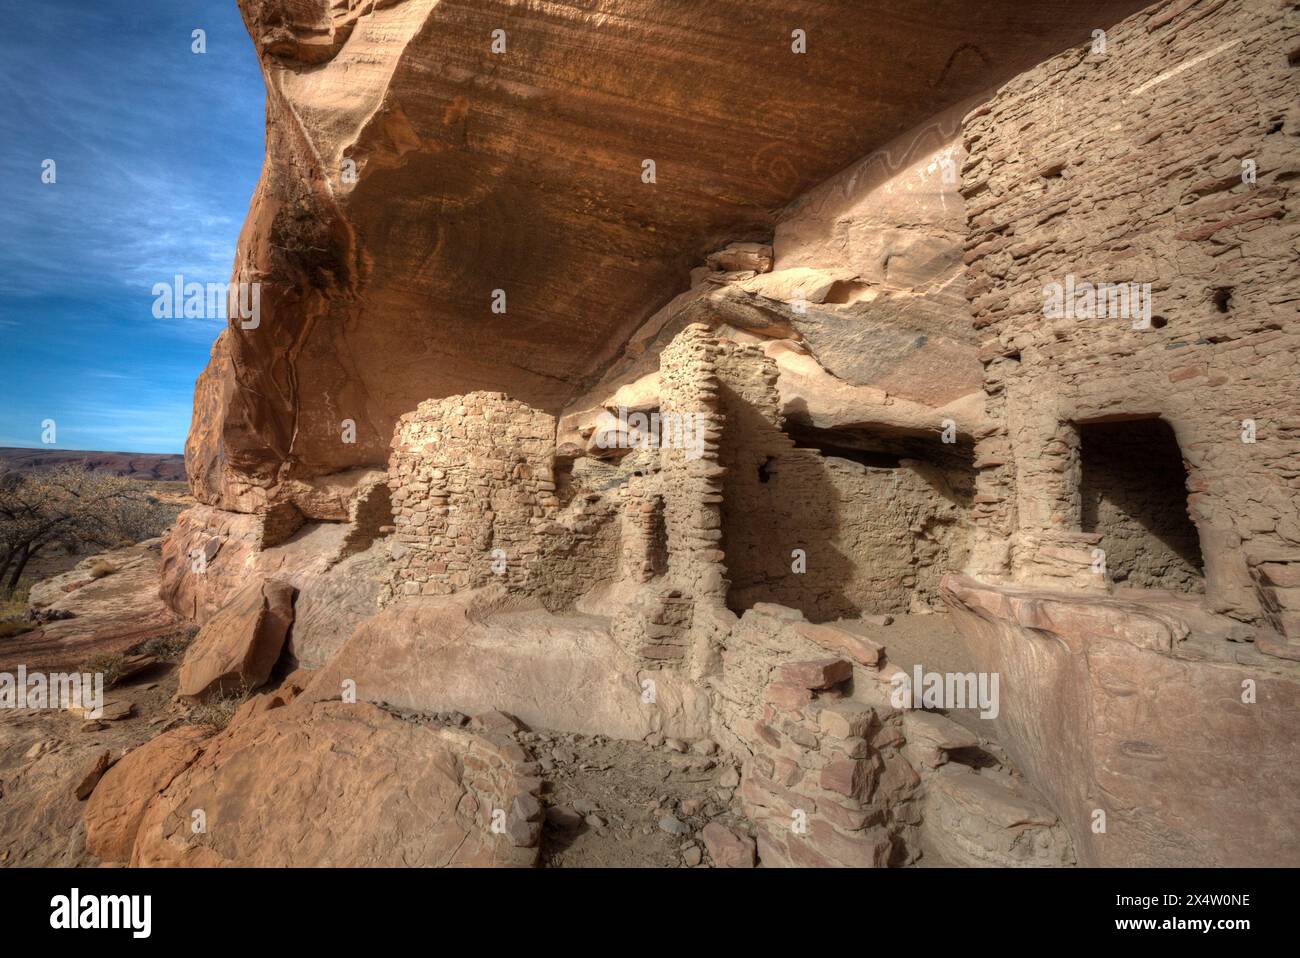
[0, 659, 190, 867]
[2, 607, 1046, 867]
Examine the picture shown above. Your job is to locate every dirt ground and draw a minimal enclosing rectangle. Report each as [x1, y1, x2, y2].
[382, 704, 747, 868]
[0, 656, 191, 867]
[533, 734, 743, 867]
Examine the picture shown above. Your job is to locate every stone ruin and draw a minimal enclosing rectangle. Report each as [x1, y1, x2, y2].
[84, 0, 1300, 868]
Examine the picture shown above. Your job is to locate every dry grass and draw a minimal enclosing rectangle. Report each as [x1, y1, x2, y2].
[78, 651, 132, 688]
[135, 625, 197, 662]
[0, 584, 30, 617]
[75, 625, 198, 684]
[0, 585, 35, 638]
[186, 685, 253, 731]
[87, 559, 118, 580]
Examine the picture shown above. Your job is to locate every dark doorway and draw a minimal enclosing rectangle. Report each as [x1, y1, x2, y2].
[1078, 418, 1204, 592]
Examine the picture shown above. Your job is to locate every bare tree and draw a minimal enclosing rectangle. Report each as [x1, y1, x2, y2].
[0, 466, 173, 595]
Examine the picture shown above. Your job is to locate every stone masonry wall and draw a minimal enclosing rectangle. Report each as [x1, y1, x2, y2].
[386, 391, 618, 608]
[961, 0, 1300, 625]
[657, 324, 729, 600]
[714, 341, 972, 618]
[710, 604, 924, 867]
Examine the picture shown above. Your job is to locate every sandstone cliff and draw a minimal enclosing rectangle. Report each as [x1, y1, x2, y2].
[25, 0, 1299, 871]
[188, 0, 1147, 517]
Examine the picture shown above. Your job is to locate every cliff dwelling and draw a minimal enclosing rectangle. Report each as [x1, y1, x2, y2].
[5, 0, 1299, 878]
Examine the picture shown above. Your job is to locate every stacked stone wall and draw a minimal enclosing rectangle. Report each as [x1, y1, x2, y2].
[712, 341, 973, 618]
[657, 324, 728, 599]
[386, 391, 618, 607]
[961, 0, 1300, 624]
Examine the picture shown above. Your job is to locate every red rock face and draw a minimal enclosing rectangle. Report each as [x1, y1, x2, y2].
[84, 703, 541, 867]
[176, 578, 296, 701]
[942, 575, 1300, 867]
[143, 0, 1300, 870]
[189, 0, 1149, 512]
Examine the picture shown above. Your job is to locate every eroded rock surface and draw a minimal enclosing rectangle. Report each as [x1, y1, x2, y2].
[84, 725, 211, 865]
[131, 703, 540, 867]
[300, 592, 712, 742]
[189, 0, 1147, 514]
[7, 540, 182, 674]
[176, 579, 296, 701]
[943, 574, 1300, 867]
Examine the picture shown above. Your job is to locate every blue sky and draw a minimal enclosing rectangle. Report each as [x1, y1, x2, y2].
[0, 0, 265, 453]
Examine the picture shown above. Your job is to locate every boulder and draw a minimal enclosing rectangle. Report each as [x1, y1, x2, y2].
[84, 725, 212, 864]
[160, 506, 388, 664]
[130, 702, 540, 867]
[158, 506, 264, 626]
[902, 710, 980, 769]
[768, 339, 986, 441]
[705, 242, 773, 274]
[73, 749, 115, 801]
[921, 765, 1075, 867]
[177, 579, 296, 701]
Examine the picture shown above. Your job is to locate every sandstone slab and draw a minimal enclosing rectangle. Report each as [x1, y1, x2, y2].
[792, 621, 883, 667]
[5, 540, 182, 674]
[298, 592, 710, 742]
[943, 574, 1300, 866]
[131, 702, 539, 867]
[177, 579, 296, 701]
[84, 725, 212, 864]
